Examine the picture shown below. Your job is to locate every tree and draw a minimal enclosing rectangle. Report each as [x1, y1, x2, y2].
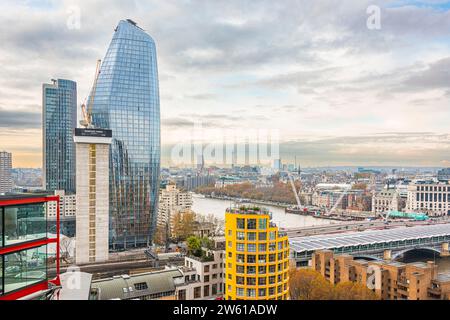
[186, 236, 202, 257]
[334, 282, 378, 300]
[289, 269, 334, 300]
[171, 209, 197, 241]
[153, 224, 167, 246]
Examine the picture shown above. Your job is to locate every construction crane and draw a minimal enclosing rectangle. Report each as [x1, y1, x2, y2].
[80, 59, 102, 128]
[288, 173, 302, 209]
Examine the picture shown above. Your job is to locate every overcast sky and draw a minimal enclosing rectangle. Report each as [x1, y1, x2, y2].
[0, 0, 449, 168]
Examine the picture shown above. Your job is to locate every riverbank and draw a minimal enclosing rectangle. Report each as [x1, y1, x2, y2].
[201, 194, 291, 209]
[191, 194, 334, 229]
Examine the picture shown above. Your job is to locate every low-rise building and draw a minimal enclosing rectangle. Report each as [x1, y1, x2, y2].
[176, 241, 225, 300]
[312, 250, 450, 300]
[372, 188, 402, 214]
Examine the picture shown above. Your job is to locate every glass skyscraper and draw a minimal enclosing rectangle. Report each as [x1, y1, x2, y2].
[92, 19, 161, 249]
[42, 79, 77, 193]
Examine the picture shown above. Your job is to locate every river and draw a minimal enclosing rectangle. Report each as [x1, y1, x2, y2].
[191, 193, 334, 229]
[192, 193, 450, 273]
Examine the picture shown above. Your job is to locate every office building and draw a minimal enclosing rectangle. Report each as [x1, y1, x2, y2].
[0, 151, 13, 194]
[74, 128, 112, 264]
[224, 206, 290, 300]
[91, 19, 160, 249]
[0, 194, 60, 300]
[312, 250, 450, 300]
[42, 79, 77, 193]
[406, 180, 450, 216]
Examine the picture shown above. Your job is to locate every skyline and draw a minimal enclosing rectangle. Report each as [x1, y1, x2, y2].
[0, 0, 450, 167]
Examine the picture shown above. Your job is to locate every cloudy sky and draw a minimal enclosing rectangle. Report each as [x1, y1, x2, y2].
[0, 0, 449, 168]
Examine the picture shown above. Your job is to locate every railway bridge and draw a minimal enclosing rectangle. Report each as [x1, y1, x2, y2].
[290, 224, 450, 266]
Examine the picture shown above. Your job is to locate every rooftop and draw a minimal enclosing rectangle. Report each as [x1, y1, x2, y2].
[290, 224, 450, 253]
[226, 205, 271, 216]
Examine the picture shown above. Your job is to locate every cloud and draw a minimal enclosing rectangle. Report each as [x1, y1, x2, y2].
[0, 108, 41, 128]
[0, 0, 449, 167]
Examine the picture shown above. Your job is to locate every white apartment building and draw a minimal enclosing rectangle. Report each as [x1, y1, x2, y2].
[47, 190, 77, 236]
[406, 180, 450, 217]
[175, 244, 225, 300]
[47, 190, 76, 219]
[158, 184, 193, 230]
[0, 151, 13, 194]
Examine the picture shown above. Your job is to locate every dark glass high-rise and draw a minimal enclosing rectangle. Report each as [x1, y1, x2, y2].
[92, 19, 161, 249]
[42, 79, 77, 193]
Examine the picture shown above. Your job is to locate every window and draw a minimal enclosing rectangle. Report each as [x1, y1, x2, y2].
[178, 289, 186, 300]
[237, 243, 245, 252]
[3, 246, 47, 294]
[259, 244, 267, 252]
[236, 276, 245, 285]
[258, 277, 266, 286]
[258, 288, 266, 297]
[258, 218, 267, 230]
[258, 266, 267, 274]
[247, 277, 256, 286]
[269, 231, 276, 240]
[236, 265, 245, 274]
[247, 266, 256, 274]
[258, 232, 267, 241]
[237, 232, 245, 240]
[247, 219, 256, 230]
[237, 288, 244, 297]
[237, 218, 245, 229]
[204, 265, 210, 273]
[247, 255, 256, 263]
[194, 286, 201, 299]
[247, 232, 256, 241]
[134, 282, 148, 291]
[204, 285, 210, 297]
[4, 204, 47, 246]
[236, 254, 245, 263]
[247, 288, 256, 297]
[247, 244, 256, 252]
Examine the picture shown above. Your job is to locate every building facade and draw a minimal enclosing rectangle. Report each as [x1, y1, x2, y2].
[372, 188, 401, 214]
[157, 184, 192, 233]
[406, 180, 450, 217]
[42, 79, 77, 193]
[177, 240, 225, 300]
[74, 129, 112, 264]
[312, 250, 450, 300]
[91, 19, 160, 250]
[47, 190, 76, 237]
[0, 194, 60, 300]
[0, 151, 13, 194]
[224, 206, 290, 300]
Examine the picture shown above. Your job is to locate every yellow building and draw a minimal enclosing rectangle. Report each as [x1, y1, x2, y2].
[224, 206, 290, 300]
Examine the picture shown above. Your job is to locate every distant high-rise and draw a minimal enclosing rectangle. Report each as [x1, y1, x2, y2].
[42, 79, 77, 193]
[92, 20, 161, 249]
[0, 151, 13, 194]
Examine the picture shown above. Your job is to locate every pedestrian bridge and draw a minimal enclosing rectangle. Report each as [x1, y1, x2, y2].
[290, 224, 450, 266]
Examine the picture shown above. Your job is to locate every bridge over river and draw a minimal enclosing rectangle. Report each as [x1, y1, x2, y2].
[290, 224, 450, 266]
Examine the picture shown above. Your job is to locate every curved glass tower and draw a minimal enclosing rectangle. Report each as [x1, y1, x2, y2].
[92, 19, 160, 249]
